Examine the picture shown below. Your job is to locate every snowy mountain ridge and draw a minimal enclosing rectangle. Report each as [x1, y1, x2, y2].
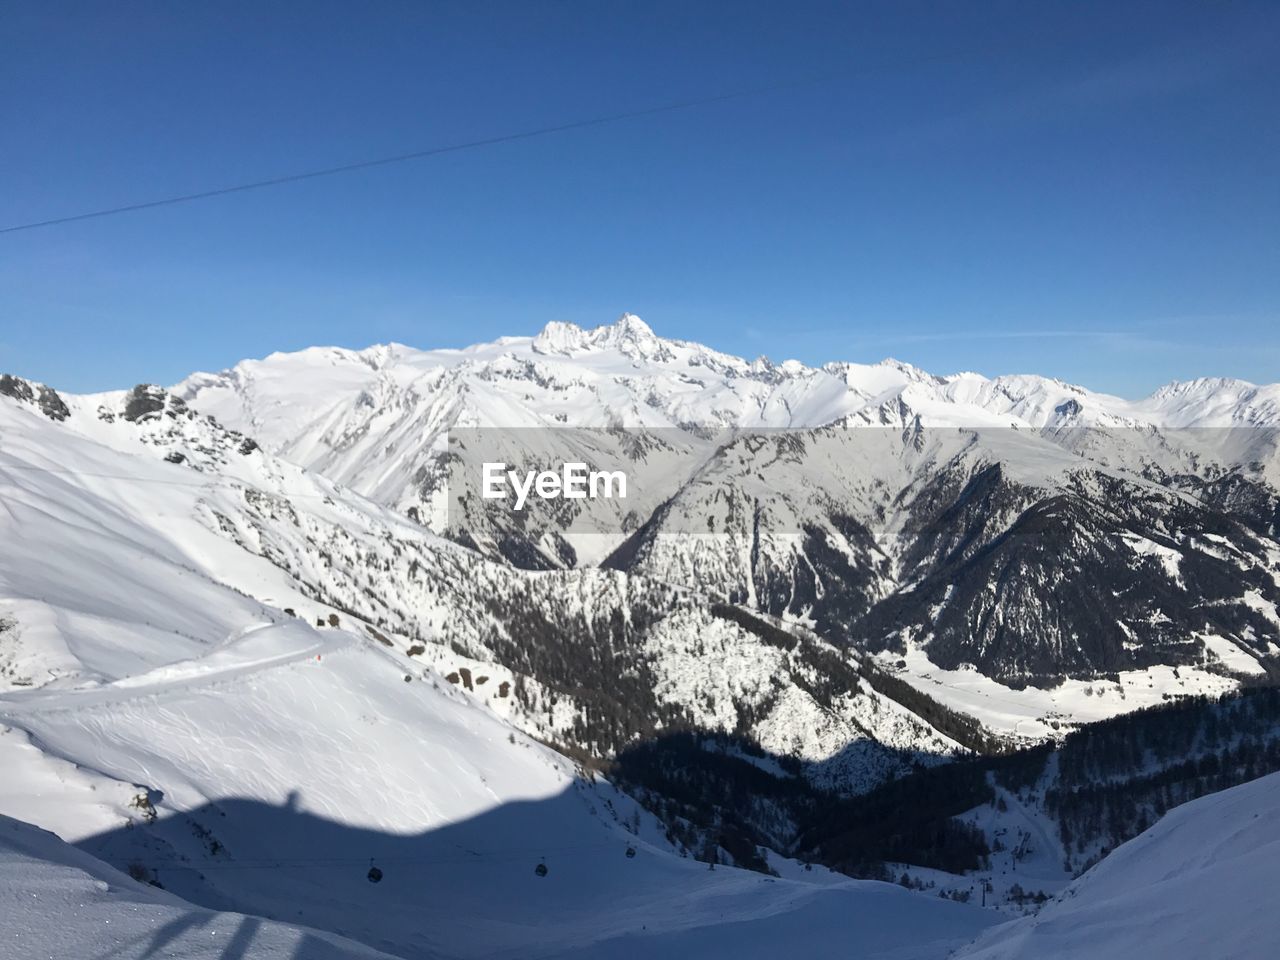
[173, 314, 1280, 577]
[3, 319, 1280, 956]
[173, 315, 1280, 708]
[179, 314, 1280, 439]
[0, 372, 999, 958]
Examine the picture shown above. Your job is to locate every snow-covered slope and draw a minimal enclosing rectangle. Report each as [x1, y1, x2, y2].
[0, 602, 995, 959]
[0, 374, 1000, 956]
[952, 769, 1280, 960]
[0, 813, 393, 959]
[0, 378, 961, 795]
[3, 319, 1278, 955]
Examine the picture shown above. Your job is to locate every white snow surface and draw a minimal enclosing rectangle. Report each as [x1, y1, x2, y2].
[953, 770, 1280, 960]
[0, 622, 995, 960]
[875, 644, 1241, 742]
[176, 313, 1280, 517]
[0, 382, 995, 958]
[0, 813, 394, 959]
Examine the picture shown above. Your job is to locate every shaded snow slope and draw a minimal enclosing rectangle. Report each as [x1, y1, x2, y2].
[0, 619, 995, 960]
[952, 770, 1280, 960]
[0, 813, 394, 960]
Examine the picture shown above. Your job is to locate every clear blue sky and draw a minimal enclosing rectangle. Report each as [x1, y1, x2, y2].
[2, 1, 1277, 396]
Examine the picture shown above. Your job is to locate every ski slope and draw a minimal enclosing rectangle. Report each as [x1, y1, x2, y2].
[0, 620, 995, 959]
[953, 770, 1280, 960]
[0, 813, 396, 959]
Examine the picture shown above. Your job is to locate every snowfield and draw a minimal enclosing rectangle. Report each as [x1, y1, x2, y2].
[952, 770, 1280, 960]
[0, 814, 394, 959]
[875, 643, 1241, 742]
[0, 379, 994, 958]
[2, 315, 1279, 958]
[0, 619, 995, 959]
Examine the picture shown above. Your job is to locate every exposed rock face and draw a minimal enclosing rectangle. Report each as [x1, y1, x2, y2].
[121, 384, 168, 422]
[36, 385, 70, 422]
[0, 374, 35, 404]
[0, 374, 70, 422]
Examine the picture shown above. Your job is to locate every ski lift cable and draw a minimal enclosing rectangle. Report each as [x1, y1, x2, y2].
[1, 46, 1016, 236]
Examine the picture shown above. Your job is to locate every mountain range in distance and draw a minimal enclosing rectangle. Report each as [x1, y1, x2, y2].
[2, 314, 1279, 958]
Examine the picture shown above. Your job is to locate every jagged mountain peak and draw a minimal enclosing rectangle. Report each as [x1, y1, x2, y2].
[0, 373, 71, 422]
[1149, 375, 1259, 398]
[532, 312, 669, 360]
[167, 316, 1280, 522]
[608, 311, 655, 339]
[531, 319, 588, 355]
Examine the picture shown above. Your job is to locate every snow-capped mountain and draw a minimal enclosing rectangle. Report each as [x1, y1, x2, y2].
[4, 315, 1280, 956]
[0, 372, 996, 958]
[0, 372, 956, 799]
[175, 314, 1280, 510]
[175, 315, 1280, 714]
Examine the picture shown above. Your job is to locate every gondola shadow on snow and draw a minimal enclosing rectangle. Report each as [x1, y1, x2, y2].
[78, 781, 650, 960]
[74, 730, 980, 960]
